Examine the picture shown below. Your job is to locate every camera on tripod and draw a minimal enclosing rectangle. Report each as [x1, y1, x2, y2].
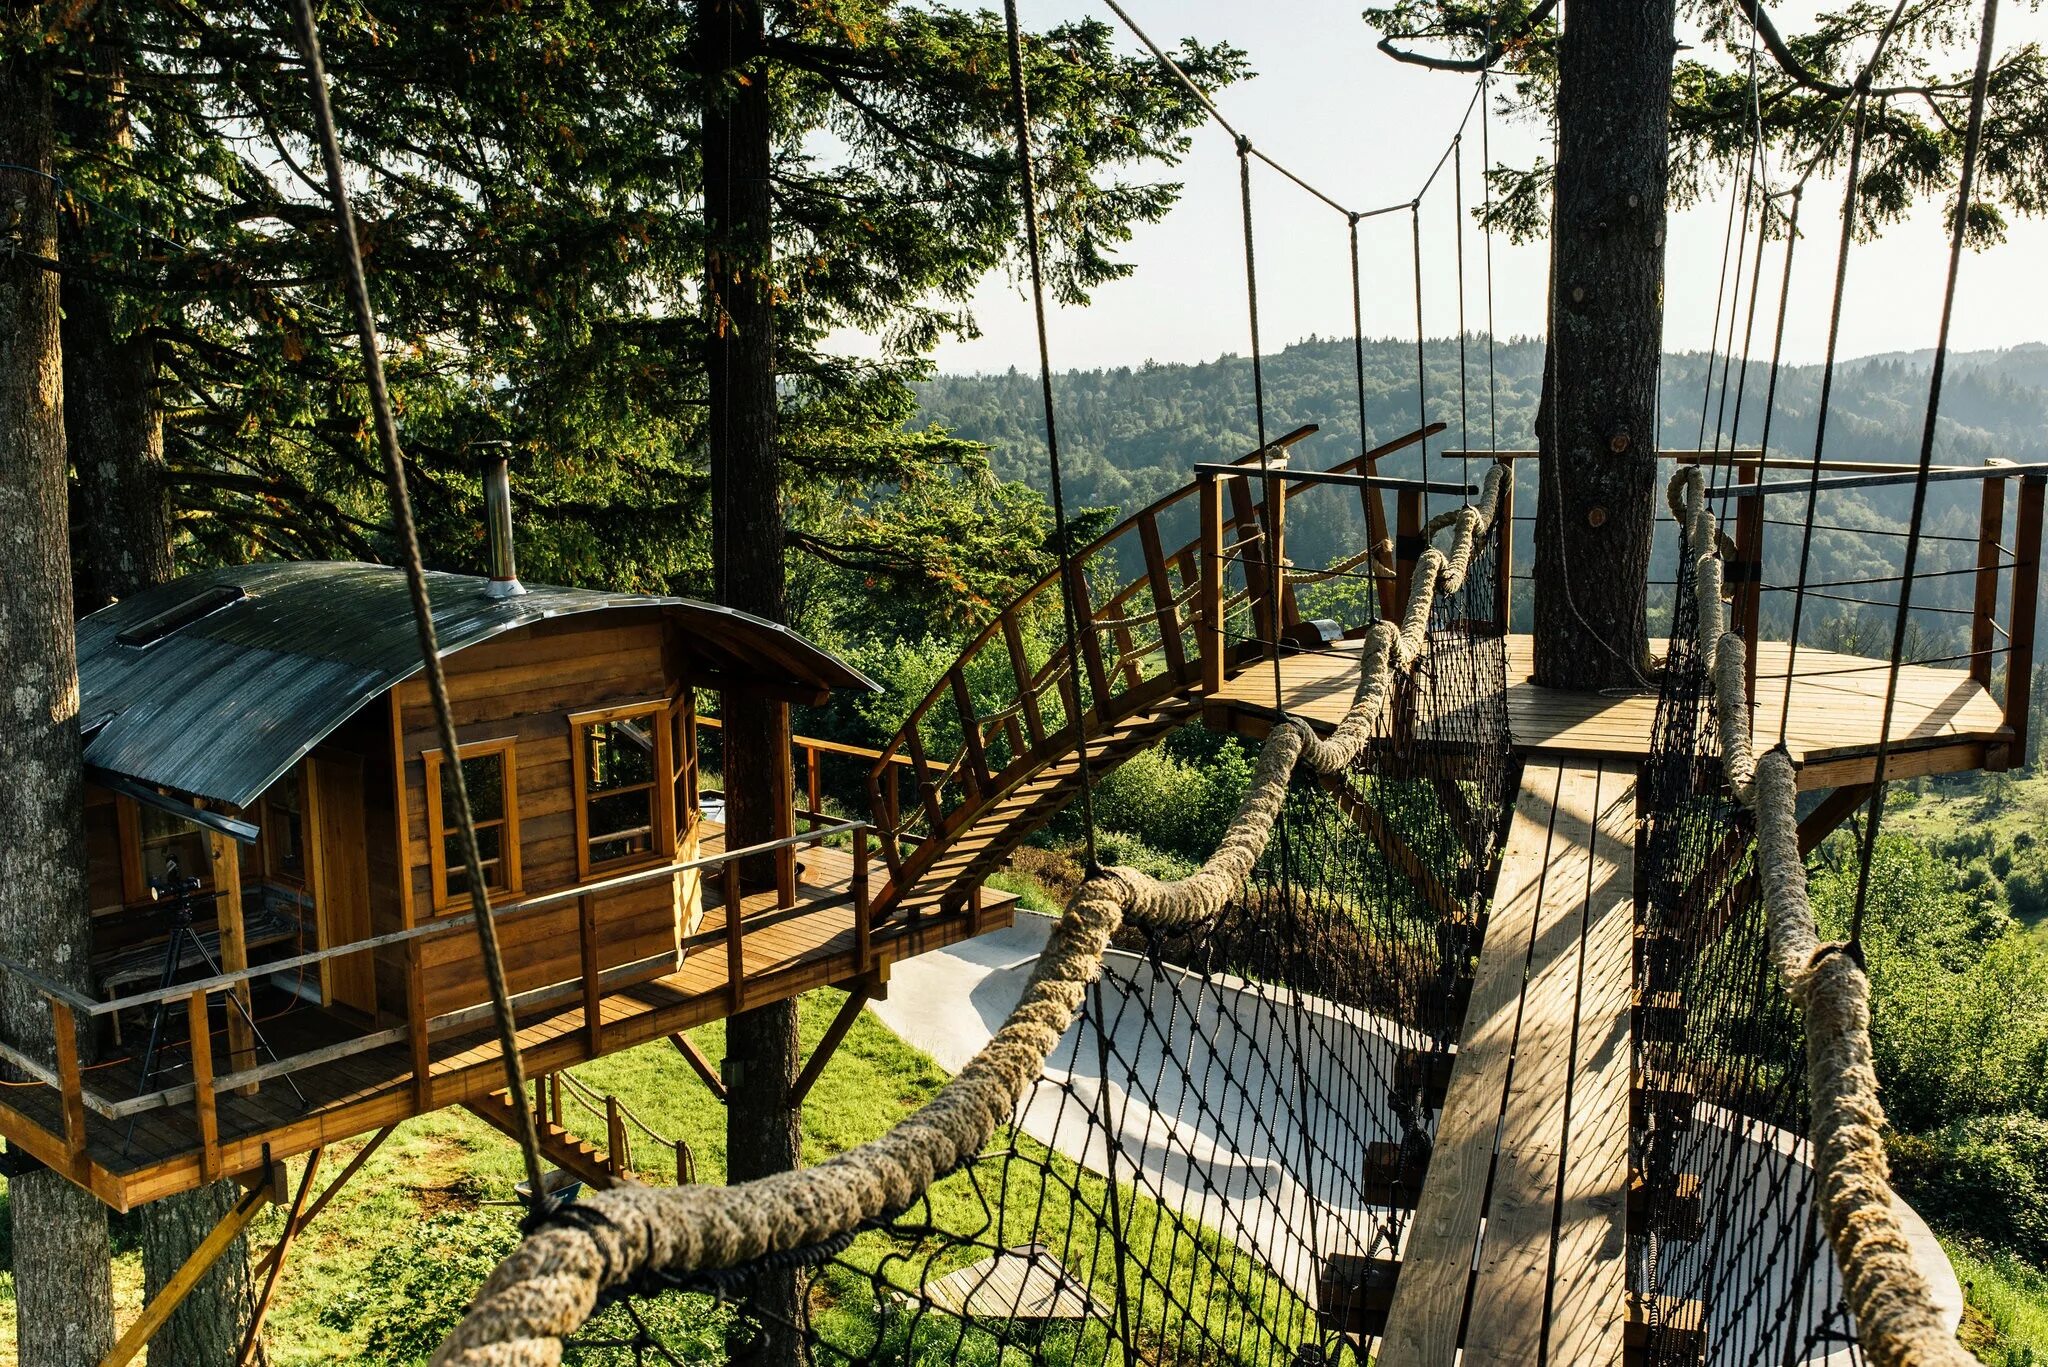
[146, 859, 211, 927]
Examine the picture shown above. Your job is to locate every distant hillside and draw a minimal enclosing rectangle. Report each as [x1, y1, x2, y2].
[916, 337, 2048, 643]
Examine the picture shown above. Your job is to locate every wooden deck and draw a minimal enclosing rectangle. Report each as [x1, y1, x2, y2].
[1210, 634, 2013, 782]
[4, 833, 1015, 1210]
[1377, 759, 1637, 1365]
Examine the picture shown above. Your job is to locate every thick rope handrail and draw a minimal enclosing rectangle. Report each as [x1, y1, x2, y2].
[431, 464, 1508, 1367]
[1668, 466, 1970, 1367]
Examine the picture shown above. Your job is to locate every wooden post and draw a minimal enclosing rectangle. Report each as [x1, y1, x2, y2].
[2006, 474, 2044, 762]
[1493, 458, 1516, 635]
[723, 857, 745, 1015]
[100, 1181, 273, 1367]
[1733, 466, 1764, 700]
[1227, 471, 1273, 643]
[578, 892, 601, 1056]
[605, 1093, 629, 1178]
[1199, 473, 1225, 694]
[674, 1139, 692, 1185]
[238, 1147, 325, 1366]
[950, 666, 991, 797]
[1393, 488, 1424, 620]
[1001, 611, 1046, 747]
[1264, 469, 1299, 632]
[1138, 511, 1190, 681]
[1972, 471, 2008, 687]
[405, 939, 430, 1111]
[187, 990, 220, 1182]
[805, 744, 823, 841]
[773, 701, 797, 909]
[1361, 454, 1396, 623]
[49, 997, 86, 1166]
[204, 818, 257, 1093]
[853, 827, 871, 976]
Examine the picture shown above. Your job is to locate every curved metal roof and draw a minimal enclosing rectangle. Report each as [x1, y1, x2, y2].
[77, 562, 875, 811]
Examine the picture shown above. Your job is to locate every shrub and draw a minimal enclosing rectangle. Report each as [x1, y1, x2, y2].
[1891, 1115, 2048, 1266]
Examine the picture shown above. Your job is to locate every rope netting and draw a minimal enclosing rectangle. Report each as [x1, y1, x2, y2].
[1630, 470, 1972, 1367]
[432, 475, 1508, 1367]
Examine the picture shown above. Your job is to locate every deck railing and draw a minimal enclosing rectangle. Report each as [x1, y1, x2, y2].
[862, 422, 1455, 882]
[0, 819, 875, 1187]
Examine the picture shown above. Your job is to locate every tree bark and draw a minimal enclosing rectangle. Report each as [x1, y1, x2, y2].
[702, 4, 803, 1365]
[0, 29, 118, 1367]
[64, 284, 171, 612]
[1531, 0, 1676, 689]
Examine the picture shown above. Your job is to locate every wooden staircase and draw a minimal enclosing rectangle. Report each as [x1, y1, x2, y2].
[868, 423, 1450, 918]
[463, 1090, 623, 1191]
[463, 1068, 696, 1191]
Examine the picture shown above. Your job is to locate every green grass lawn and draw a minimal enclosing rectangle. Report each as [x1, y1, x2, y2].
[3, 989, 1313, 1367]
[1949, 1238, 2048, 1366]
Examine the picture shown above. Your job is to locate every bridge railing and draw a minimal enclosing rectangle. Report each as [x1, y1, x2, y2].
[863, 423, 1450, 880]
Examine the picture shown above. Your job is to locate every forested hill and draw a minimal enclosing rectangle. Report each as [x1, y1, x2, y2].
[914, 336, 2048, 513]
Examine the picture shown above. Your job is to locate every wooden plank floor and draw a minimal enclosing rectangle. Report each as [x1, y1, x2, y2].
[1210, 635, 2009, 785]
[1377, 758, 1636, 1366]
[31, 832, 1016, 1208]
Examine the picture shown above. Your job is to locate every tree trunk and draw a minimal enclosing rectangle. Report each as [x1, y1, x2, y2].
[702, 3, 803, 1364]
[0, 31, 118, 1367]
[64, 285, 171, 612]
[1531, 0, 1676, 689]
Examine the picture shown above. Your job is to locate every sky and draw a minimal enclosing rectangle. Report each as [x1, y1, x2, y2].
[857, 0, 2048, 377]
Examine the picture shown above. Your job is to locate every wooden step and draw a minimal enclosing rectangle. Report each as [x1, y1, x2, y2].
[463, 1091, 620, 1191]
[1625, 1293, 1705, 1366]
[1632, 988, 1687, 1044]
[1629, 1170, 1704, 1242]
[1362, 1139, 1429, 1208]
[1316, 1254, 1400, 1339]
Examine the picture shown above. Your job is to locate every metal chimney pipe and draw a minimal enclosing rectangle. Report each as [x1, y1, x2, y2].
[482, 452, 526, 599]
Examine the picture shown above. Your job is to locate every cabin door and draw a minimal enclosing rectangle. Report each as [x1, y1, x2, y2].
[304, 753, 377, 1016]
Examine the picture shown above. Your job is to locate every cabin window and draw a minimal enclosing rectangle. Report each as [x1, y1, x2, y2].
[262, 769, 307, 884]
[668, 694, 698, 838]
[571, 702, 674, 877]
[424, 739, 522, 910]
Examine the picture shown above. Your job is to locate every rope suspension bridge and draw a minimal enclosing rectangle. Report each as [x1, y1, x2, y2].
[21, 0, 2033, 1363]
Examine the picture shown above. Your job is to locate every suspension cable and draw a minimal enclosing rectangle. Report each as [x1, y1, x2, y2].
[1480, 70, 1499, 458]
[1003, 0, 1100, 871]
[1777, 98, 1871, 746]
[286, 0, 549, 1209]
[1349, 213, 1380, 625]
[1453, 134, 1470, 500]
[1411, 202, 1431, 520]
[1236, 140, 1286, 710]
[1850, 0, 2004, 946]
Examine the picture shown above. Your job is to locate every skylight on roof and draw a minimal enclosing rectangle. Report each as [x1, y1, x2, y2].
[116, 586, 247, 648]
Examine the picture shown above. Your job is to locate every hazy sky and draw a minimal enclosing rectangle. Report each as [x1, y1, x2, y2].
[870, 0, 2048, 376]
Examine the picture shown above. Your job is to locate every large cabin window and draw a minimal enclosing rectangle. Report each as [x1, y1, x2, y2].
[424, 739, 522, 910]
[571, 702, 675, 877]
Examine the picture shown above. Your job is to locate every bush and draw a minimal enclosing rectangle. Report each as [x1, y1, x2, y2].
[1083, 729, 1254, 863]
[1891, 1115, 2048, 1266]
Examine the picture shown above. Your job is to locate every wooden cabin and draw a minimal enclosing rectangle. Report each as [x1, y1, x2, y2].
[0, 482, 1017, 1211]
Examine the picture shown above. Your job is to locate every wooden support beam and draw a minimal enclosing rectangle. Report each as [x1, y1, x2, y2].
[723, 858, 745, 1016]
[1972, 473, 2008, 688]
[1798, 784, 1874, 856]
[2006, 474, 2043, 764]
[238, 1147, 324, 1365]
[1731, 469, 1763, 700]
[790, 986, 870, 1109]
[1199, 474, 1226, 696]
[204, 819, 257, 1092]
[249, 1128, 393, 1283]
[1393, 488, 1423, 621]
[100, 1180, 272, 1367]
[188, 991, 221, 1183]
[1492, 457, 1515, 634]
[578, 892, 602, 1055]
[50, 999, 87, 1166]
[1319, 774, 1465, 924]
[670, 1031, 728, 1103]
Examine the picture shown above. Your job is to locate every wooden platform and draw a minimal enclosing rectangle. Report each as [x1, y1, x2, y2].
[4, 832, 1015, 1209]
[1211, 634, 2012, 781]
[1377, 759, 1636, 1366]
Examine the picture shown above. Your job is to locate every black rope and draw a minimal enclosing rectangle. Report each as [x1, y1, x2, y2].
[1850, 0, 2004, 946]
[1236, 139, 1285, 710]
[1003, 0, 1099, 871]
[286, 0, 550, 1211]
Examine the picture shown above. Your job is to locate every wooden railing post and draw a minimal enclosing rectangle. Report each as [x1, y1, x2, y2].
[49, 997, 86, 1167]
[1001, 611, 1046, 746]
[405, 940, 430, 1110]
[1493, 458, 1515, 635]
[853, 827, 871, 977]
[578, 892, 601, 1055]
[723, 858, 745, 1015]
[2005, 473, 2044, 764]
[1733, 467, 1764, 700]
[805, 743, 824, 842]
[1393, 488, 1423, 620]
[949, 666, 991, 797]
[605, 1093, 629, 1178]
[1138, 511, 1190, 682]
[188, 990, 221, 1182]
[1361, 455, 1396, 623]
[1973, 470, 2010, 688]
[1199, 472, 1226, 694]
[674, 1139, 692, 1185]
[1263, 467, 1300, 631]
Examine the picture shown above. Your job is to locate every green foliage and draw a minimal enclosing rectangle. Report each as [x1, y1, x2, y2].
[1085, 729, 1257, 864]
[1809, 834, 2048, 1130]
[1893, 1117, 2048, 1269]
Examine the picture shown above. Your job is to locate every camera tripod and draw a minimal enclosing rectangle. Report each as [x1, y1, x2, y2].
[124, 862, 306, 1154]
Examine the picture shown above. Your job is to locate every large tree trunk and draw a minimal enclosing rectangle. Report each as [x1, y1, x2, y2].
[1531, 0, 1676, 689]
[702, 3, 803, 1365]
[0, 30, 118, 1367]
[64, 284, 172, 612]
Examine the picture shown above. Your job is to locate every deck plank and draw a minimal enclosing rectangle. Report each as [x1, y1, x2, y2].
[1547, 764, 1637, 1367]
[1377, 763, 1561, 1365]
[1462, 763, 1600, 1362]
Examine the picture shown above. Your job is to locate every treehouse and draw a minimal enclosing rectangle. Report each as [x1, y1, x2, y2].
[0, 462, 1017, 1214]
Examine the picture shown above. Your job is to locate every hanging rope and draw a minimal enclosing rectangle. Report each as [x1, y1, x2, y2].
[1233, 138, 1286, 711]
[1849, 0, 2004, 946]
[1002, 0, 1100, 871]
[1667, 469, 1974, 1367]
[1453, 134, 1470, 499]
[285, 0, 550, 1211]
[1411, 201, 1431, 518]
